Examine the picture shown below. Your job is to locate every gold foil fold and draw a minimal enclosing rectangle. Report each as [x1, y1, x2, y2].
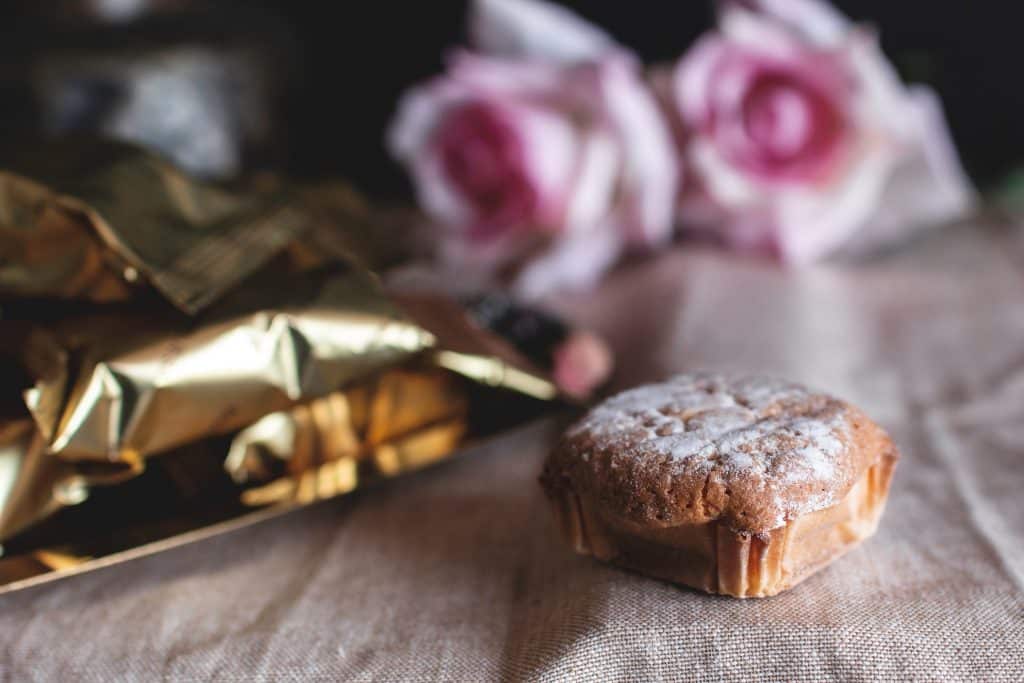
[0, 173, 133, 303]
[227, 366, 470, 506]
[26, 269, 436, 463]
[0, 420, 141, 542]
[1, 139, 309, 313]
[0, 422, 67, 542]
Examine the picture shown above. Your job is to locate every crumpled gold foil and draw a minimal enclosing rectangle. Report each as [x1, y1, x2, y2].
[0, 138, 309, 313]
[0, 173, 133, 304]
[0, 420, 140, 542]
[225, 366, 469, 505]
[0, 422, 68, 542]
[25, 269, 435, 463]
[0, 140, 561, 569]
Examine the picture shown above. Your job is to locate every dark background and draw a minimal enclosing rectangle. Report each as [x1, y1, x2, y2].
[6, 1, 1022, 195]
[271, 1, 1024, 193]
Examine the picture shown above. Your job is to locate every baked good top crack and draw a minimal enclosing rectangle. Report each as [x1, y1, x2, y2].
[542, 372, 895, 534]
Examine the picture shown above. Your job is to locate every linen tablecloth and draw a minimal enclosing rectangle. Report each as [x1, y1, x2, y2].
[1, 219, 1022, 681]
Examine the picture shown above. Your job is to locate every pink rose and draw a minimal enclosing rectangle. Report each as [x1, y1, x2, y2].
[670, 0, 974, 263]
[387, 1, 678, 298]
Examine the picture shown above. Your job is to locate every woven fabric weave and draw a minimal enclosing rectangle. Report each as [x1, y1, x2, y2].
[1, 221, 1022, 681]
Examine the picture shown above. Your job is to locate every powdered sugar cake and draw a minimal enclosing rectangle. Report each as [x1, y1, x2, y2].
[541, 372, 898, 597]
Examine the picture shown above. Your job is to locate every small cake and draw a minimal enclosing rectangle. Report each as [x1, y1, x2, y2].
[541, 372, 898, 598]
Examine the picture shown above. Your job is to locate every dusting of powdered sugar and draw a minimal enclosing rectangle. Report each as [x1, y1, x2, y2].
[568, 372, 852, 525]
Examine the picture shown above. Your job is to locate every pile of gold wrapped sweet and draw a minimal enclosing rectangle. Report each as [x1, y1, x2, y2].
[0, 140, 561, 587]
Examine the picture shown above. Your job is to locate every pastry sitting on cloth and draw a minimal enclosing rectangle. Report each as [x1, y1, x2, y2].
[541, 372, 898, 598]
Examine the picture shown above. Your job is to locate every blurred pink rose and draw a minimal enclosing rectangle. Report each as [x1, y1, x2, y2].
[670, 0, 974, 263]
[387, 1, 677, 298]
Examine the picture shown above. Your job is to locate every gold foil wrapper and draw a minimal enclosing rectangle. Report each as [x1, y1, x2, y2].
[0, 139, 561, 592]
[227, 366, 469, 506]
[25, 269, 435, 463]
[0, 173, 133, 303]
[0, 422, 68, 542]
[0, 420, 140, 542]
[0, 138, 309, 313]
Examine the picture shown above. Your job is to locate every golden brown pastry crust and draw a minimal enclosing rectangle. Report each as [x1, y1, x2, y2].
[541, 372, 899, 597]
